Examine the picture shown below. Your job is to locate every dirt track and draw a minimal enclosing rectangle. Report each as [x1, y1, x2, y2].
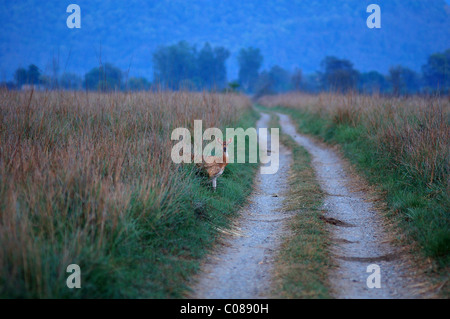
[278, 112, 432, 299]
[190, 113, 292, 299]
[190, 112, 433, 299]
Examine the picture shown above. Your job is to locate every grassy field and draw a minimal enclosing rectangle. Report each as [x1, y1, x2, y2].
[266, 113, 332, 299]
[0, 90, 259, 298]
[2, 89, 448, 298]
[259, 93, 449, 278]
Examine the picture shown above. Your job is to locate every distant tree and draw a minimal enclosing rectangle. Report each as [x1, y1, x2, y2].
[60, 73, 82, 90]
[197, 43, 230, 89]
[254, 65, 291, 97]
[127, 77, 151, 91]
[359, 71, 388, 94]
[254, 71, 274, 97]
[84, 63, 122, 91]
[237, 47, 263, 92]
[320, 56, 358, 92]
[422, 49, 450, 93]
[212, 46, 231, 89]
[14, 67, 27, 87]
[388, 66, 420, 95]
[39, 75, 52, 88]
[14, 65, 42, 88]
[197, 43, 215, 89]
[227, 81, 240, 92]
[27, 64, 41, 85]
[153, 41, 230, 91]
[400, 67, 420, 94]
[291, 68, 303, 91]
[269, 66, 291, 92]
[389, 66, 402, 96]
[302, 73, 322, 93]
[153, 41, 198, 90]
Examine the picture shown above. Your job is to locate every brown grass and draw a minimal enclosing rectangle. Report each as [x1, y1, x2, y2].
[259, 93, 449, 187]
[0, 89, 251, 297]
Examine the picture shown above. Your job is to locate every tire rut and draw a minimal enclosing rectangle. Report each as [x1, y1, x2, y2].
[278, 112, 434, 299]
[189, 113, 293, 299]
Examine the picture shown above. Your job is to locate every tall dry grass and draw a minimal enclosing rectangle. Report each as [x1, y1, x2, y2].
[260, 93, 449, 187]
[0, 89, 251, 297]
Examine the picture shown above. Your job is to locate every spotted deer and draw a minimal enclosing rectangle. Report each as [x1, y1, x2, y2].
[195, 137, 233, 191]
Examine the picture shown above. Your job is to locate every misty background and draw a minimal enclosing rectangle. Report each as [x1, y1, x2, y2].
[0, 0, 449, 93]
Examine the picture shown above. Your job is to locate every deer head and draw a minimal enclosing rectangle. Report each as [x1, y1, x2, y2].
[217, 137, 233, 154]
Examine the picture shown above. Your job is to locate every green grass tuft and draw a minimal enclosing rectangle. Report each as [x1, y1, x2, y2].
[266, 112, 332, 299]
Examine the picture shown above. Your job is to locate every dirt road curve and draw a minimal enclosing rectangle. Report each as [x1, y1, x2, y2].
[278, 113, 432, 299]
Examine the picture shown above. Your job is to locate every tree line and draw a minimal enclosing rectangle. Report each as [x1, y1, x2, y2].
[4, 42, 449, 95]
[253, 50, 450, 96]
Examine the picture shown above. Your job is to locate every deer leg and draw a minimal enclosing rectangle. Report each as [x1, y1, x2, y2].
[212, 177, 217, 191]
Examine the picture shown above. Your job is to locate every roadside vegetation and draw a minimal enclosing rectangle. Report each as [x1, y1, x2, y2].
[259, 93, 449, 294]
[266, 112, 332, 299]
[0, 90, 258, 298]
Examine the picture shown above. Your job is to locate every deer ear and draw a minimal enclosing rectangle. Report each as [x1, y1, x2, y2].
[217, 137, 223, 144]
[227, 137, 233, 144]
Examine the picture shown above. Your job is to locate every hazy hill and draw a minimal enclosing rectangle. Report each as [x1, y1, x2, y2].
[0, 0, 449, 81]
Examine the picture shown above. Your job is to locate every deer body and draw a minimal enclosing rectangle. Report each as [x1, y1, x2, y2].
[195, 138, 232, 191]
